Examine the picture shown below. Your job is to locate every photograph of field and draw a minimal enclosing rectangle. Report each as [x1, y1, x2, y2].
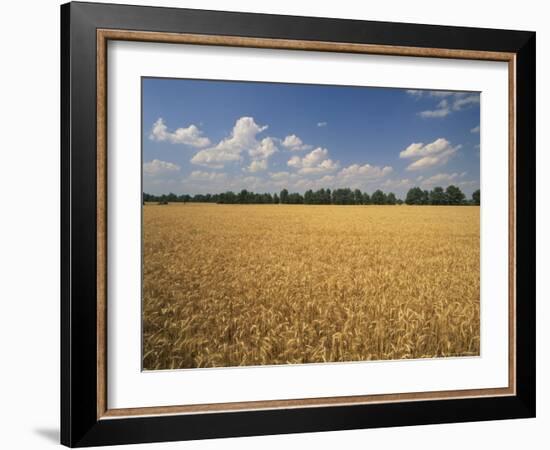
[142, 78, 481, 370]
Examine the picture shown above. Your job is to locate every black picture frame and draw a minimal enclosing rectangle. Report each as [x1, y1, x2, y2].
[61, 1, 535, 447]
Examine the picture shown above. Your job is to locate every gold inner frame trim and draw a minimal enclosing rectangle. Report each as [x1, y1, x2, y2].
[96, 28, 517, 420]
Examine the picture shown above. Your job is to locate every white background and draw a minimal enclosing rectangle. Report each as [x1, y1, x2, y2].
[108, 42, 509, 409]
[0, 0, 546, 449]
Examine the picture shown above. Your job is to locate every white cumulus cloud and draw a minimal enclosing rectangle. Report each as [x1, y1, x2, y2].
[246, 159, 268, 173]
[143, 159, 180, 177]
[419, 108, 451, 118]
[149, 118, 211, 147]
[413, 91, 480, 119]
[421, 172, 477, 191]
[453, 94, 480, 111]
[188, 170, 227, 182]
[287, 147, 339, 174]
[419, 172, 464, 187]
[407, 90, 467, 99]
[249, 137, 278, 160]
[338, 163, 393, 180]
[419, 99, 451, 118]
[270, 171, 291, 181]
[428, 91, 456, 98]
[281, 134, 312, 151]
[190, 116, 270, 168]
[382, 178, 414, 190]
[400, 138, 451, 159]
[406, 90, 424, 98]
[400, 138, 461, 171]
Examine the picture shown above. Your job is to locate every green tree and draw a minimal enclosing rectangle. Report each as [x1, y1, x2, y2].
[405, 187, 424, 205]
[280, 189, 289, 204]
[273, 193, 280, 204]
[238, 189, 249, 204]
[178, 194, 191, 203]
[429, 186, 447, 205]
[332, 188, 354, 205]
[472, 189, 480, 205]
[362, 192, 371, 205]
[314, 189, 325, 205]
[287, 192, 303, 204]
[225, 191, 237, 204]
[353, 189, 363, 205]
[386, 192, 397, 205]
[304, 189, 314, 204]
[422, 190, 430, 205]
[371, 189, 386, 205]
[446, 185, 465, 205]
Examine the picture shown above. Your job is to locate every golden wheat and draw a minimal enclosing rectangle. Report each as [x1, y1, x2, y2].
[142, 204, 479, 370]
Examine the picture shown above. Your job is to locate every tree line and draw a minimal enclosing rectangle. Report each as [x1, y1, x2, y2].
[144, 186, 480, 206]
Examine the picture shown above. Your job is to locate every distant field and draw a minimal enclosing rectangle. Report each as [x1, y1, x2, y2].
[142, 203, 480, 370]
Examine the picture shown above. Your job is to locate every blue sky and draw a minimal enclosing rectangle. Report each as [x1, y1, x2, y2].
[142, 78, 480, 199]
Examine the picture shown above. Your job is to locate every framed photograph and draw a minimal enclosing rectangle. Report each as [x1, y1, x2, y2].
[61, 1, 535, 447]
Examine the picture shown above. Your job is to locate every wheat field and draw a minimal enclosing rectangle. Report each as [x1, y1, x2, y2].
[142, 203, 479, 370]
